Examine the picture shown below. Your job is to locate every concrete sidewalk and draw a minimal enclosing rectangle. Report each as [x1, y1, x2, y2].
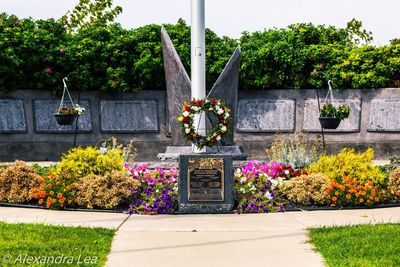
[107, 207, 400, 267]
[1, 207, 400, 267]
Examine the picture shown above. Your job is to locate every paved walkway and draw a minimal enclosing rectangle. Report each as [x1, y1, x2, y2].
[1, 207, 400, 267]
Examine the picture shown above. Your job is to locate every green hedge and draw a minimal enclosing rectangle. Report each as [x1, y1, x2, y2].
[0, 13, 399, 93]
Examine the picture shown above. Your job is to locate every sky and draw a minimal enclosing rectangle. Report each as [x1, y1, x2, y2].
[1, 0, 399, 45]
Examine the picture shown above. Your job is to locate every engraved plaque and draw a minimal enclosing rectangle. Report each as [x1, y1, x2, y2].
[236, 99, 295, 132]
[0, 99, 27, 133]
[100, 100, 159, 132]
[187, 157, 224, 201]
[368, 99, 400, 132]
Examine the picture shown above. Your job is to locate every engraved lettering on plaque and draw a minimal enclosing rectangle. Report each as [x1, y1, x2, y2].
[187, 157, 224, 202]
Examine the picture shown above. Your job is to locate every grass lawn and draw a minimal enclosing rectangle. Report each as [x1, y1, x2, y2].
[0, 222, 115, 266]
[308, 223, 400, 267]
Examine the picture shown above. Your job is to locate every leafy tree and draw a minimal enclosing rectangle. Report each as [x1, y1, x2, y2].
[61, 0, 122, 32]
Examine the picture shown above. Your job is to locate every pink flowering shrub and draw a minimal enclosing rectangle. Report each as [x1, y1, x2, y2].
[126, 165, 178, 214]
[234, 161, 294, 213]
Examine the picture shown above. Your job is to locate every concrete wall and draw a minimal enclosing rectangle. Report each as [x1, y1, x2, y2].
[0, 89, 399, 161]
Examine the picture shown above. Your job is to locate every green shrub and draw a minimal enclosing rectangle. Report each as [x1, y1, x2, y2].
[307, 148, 387, 185]
[75, 171, 139, 209]
[56, 146, 123, 179]
[389, 167, 400, 199]
[282, 173, 330, 206]
[0, 161, 40, 203]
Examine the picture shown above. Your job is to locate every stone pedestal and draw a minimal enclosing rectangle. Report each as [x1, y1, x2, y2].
[178, 154, 234, 213]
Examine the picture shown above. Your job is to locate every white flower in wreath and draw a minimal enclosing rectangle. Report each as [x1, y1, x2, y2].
[221, 125, 227, 132]
[192, 106, 200, 112]
[209, 107, 214, 111]
[224, 112, 230, 119]
[217, 108, 224, 115]
[182, 111, 190, 117]
[216, 135, 221, 141]
[184, 123, 189, 128]
[185, 128, 191, 134]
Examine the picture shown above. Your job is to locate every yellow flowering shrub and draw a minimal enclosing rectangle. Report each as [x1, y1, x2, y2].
[74, 171, 140, 209]
[282, 173, 330, 206]
[307, 148, 386, 185]
[389, 167, 400, 199]
[56, 146, 124, 179]
[0, 161, 40, 203]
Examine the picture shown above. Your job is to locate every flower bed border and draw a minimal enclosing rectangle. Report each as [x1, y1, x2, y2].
[2, 201, 400, 214]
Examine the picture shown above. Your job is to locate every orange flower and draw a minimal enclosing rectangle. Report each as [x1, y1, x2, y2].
[38, 199, 44, 205]
[39, 191, 46, 198]
[46, 202, 51, 208]
[50, 191, 54, 195]
[60, 197, 66, 204]
[38, 177, 44, 183]
[68, 200, 72, 204]
[369, 196, 374, 200]
[332, 196, 337, 202]
[361, 191, 366, 196]
[56, 181, 60, 185]
[367, 200, 371, 203]
[47, 183, 52, 188]
[359, 198, 364, 203]
[33, 193, 39, 199]
[346, 194, 351, 199]
[57, 193, 63, 198]
[371, 189, 376, 195]
[375, 197, 379, 202]
[334, 191, 339, 196]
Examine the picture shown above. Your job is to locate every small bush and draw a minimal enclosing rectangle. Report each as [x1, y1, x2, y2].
[325, 176, 387, 206]
[389, 167, 400, 199]
[0, 161, 40, 203]
[31, 172, 75, 209]
[282, 173, 330, 206]
[307, 148, 387, 185]
[75, 171, 139, 209]
[266, 132, 324, 169]
[56, 146, 124, 179]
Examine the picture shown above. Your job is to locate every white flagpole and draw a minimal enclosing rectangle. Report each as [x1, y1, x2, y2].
[191, 0, 206, 153]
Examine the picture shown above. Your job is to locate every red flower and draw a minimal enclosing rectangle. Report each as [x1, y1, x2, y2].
[190, 100, 196, 105]
[183, 117, 190, 123]
[184, 105, 191, 111]
[196, 99, 203, 106]
[211, 99, 218, 104]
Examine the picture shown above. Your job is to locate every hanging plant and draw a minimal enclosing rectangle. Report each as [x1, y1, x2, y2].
[318, 81, 351, 129]
[54, 76, 85, 126]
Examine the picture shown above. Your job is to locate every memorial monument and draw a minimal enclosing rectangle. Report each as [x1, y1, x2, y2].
[160, 0, 238, 212]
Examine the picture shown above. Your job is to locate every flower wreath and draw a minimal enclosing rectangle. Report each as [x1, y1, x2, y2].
[177, 98, 230, 149]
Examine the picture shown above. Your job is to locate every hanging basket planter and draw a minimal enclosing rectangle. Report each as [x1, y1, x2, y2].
[318, 117, 341, 129]
[54, 76, 85, 126]
[54, 113, 78, 126]
[317, 80, 350, 130]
